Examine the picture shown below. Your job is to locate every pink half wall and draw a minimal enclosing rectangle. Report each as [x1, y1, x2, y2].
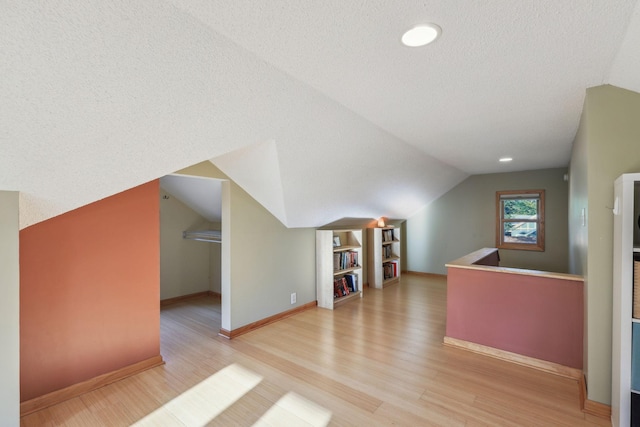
[20, 181, 161, 401]
[446, 267, 583, 369]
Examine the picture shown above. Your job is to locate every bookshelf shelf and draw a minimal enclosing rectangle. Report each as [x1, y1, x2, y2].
[333, 290, 362, 308]
[368, 227, 401, 289]
[334, 245, 360, 252]
[316, 229, 363, 310]
[333, 266, 360, 276]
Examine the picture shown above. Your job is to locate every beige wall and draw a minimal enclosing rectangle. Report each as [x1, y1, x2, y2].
[406, 168, 569, 275]
[569, 84, 640, 404]
[209, 221, 222, 294]
[160, 189, 212, 299]
[569, 105, 590, 389]
[159, 188, 218, 300]
[175, 161, 316, 331]
[227, 179, 315, 328]
[568, 109, 589, 277]
[0, 191, 19, 426]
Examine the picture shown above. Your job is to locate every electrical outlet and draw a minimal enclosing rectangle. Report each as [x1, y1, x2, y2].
[290, 292, 296, 304]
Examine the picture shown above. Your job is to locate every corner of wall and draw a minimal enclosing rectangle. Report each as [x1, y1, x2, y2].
[0, 191, 20, 426]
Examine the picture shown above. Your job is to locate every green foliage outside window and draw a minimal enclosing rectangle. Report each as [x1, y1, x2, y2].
[503, 199, 538, 219]
[496, 190, 545, 251]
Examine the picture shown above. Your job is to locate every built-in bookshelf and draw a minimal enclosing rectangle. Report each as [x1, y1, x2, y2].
[612, 173, 640, 427]
[367, 226, 401, 289]
[316, 229, 363, 309]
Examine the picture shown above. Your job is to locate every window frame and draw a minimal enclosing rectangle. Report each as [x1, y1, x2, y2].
[495, 189, 545, 252]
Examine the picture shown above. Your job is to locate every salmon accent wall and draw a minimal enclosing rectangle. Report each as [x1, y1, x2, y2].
[20, 181, 161, 402]
[446, 267, 583, 369]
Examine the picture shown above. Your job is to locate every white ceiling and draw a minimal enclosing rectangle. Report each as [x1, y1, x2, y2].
[160, 175, 222, 223]
[173, 0, 638, 175]
[2, 1, 640, 229]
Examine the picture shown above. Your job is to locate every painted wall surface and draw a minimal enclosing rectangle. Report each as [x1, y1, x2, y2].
[209, 221, 222, 294]
[175, 162, 316, 330]
[568, 85, 640, 404]
[159, 188, 215, 300]
[20, 181, 160, 401]
[446, 268, 583, 369]
[228, 179, 315, 329]
[0, 192, 20, 426]
[568, 107, 590, 382]
[406, 168, 569, 275]
[568, 110, 589, 277]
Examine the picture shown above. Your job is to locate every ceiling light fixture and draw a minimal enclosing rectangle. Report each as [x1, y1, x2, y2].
[499, 157, 513, 163]
[401, 24, 442, 47]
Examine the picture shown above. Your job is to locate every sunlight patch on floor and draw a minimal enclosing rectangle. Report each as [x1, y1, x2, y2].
[132, 363, 262, 426]
[252, 392, 332, 427]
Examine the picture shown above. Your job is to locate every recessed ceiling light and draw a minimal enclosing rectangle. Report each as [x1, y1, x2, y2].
[401, 24, 441, 47]
[499, 157, 513, 163]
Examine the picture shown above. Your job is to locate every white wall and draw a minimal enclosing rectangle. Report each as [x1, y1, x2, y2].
[159, 189, 218, 300]
[406, 168, 569, 275]
[0, 191, 19, 426]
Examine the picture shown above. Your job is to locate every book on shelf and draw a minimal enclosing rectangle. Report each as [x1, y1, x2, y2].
[383, 245, 392, 259]
[383, 261, 398, 280]
[334, 250, 359, 271]
[344, 273, 358, 292]
[382, 229, 395, 242]
[383, 262, 392, 279]
[333, 277, 350, 298]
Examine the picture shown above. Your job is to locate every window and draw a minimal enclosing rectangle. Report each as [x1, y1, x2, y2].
[496, 189, 545, 251]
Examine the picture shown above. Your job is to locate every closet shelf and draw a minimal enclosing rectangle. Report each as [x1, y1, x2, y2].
[182, 230, 221, 243]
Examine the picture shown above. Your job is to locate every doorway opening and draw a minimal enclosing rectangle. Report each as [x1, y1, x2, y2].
[159, 174, 226, 334]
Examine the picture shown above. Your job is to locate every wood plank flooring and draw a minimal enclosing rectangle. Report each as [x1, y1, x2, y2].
[21, 274, 610, 426]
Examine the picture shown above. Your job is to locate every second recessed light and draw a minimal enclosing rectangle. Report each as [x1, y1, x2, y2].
[401, 24, 442, 47]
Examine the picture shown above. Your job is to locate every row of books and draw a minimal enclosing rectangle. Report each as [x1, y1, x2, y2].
[382, 245, 396, 259]
[334, 274, 358, 298]
[382, 229, 396, 242]
[383, 261, 398, 280]
[334, 251, 359, 271]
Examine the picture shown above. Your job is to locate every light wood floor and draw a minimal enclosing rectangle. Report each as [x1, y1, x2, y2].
[21, 274, 610, 426]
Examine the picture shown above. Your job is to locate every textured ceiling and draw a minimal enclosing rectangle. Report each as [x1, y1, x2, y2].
[2, 1, 640, 229]
[607, 2, 640, 93]
[171, 0, 638, 174]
